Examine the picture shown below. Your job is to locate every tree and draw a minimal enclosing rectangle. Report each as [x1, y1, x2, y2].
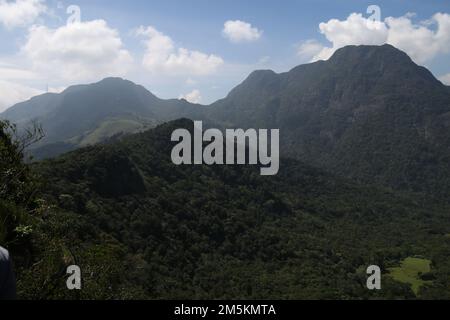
[1, 120, 44, 245]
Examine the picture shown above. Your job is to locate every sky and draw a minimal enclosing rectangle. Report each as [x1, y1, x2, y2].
[1, 0, 450, 112]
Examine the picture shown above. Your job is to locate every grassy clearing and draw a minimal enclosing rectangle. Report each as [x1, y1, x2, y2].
[388, 257, 432, 295]
[80, 119, 148, 146]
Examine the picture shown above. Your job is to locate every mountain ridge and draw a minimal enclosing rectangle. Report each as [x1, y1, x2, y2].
[206, 44, 450, 196]
[1, 76, 205, 155]
[3, 44, 450, 196]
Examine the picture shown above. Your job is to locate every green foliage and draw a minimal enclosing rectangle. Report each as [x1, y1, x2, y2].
[388, 257, 432, 295]
[1, 119, 142, 300]
[0, 120, 41, 245]
[31, 120, 450, 299]
[4, 116, 450, 300]
[77, 117, 154, 146]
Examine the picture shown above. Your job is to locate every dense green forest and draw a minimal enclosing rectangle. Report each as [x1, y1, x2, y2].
[2, 118, 450, 299]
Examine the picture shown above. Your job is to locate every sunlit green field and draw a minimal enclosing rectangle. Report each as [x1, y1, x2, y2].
[388, 257, 432, 295]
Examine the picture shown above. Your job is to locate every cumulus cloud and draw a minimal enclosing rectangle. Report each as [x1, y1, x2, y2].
[315, 13, 388, 60]
[300, 12, 450, 64]
[386, 13, 450, 64]
[179, 89, 201, 104]
[222, 20, 262, 43]
[0, 0, 46, 29]
[0, 80, 42, 112]
[136, 26, 223, 76]
[21, 19, 133, 82]
[297, 39, 326, 62]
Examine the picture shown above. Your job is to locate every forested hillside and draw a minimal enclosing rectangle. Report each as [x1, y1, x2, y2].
[3, 119, 448, 299]
[207, 45, 450, 197]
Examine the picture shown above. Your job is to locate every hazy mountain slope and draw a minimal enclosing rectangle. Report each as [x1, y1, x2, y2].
[1, 77, 204, 154]
[1, 92, 62, 126]
[207, 44, 450, 196]
[33, 119, 450, 299]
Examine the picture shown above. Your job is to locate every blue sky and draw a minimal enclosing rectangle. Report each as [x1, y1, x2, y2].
[1, 0, 450, 111]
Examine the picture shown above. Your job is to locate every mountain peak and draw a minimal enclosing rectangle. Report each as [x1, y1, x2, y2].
[327, 44, 414, 68]
[60, 77, 153, 95]
[331, 44, 407, 59]
[97, 77, 132, 85]
[246, 69, 277, 80]
[100, 76, 126, 82]
[1, 75, 202, 155]
[324, 44, 442, 87]
[229, 69, 280, 97]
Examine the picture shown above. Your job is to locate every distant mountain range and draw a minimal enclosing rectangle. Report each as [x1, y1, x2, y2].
[2, 44, 450, 196]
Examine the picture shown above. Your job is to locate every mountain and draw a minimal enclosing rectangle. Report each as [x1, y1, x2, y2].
[3, 44, 450, 196]
[207, 44, 450, 196]
[1, 77, 204, 158]
[29, 119, 450, 299]
[2, 45, 450, 300]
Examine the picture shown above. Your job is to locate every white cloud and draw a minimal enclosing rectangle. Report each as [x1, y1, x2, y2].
[0, 62, 42, 111]
[311, 13, 388, 61]
[22, 19, 133, 82]
[0, 80, 42, 112]
[136, 26, 223, 76]
[439, 73, 450, 85]
[179, 89, 201, 104]
[222, 20, 262, 43]
[301, 12, 450, 64]
[386, 13, 450, 64]
[0, 64, 37, 80]
[48, 85, 65, 93]
[297, 39, 326, 62]
[0, 0, 46, 29]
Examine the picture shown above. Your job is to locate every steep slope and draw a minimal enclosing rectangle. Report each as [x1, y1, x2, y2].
[32, 119, 450, 299]
[207, 44, 450, 196]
